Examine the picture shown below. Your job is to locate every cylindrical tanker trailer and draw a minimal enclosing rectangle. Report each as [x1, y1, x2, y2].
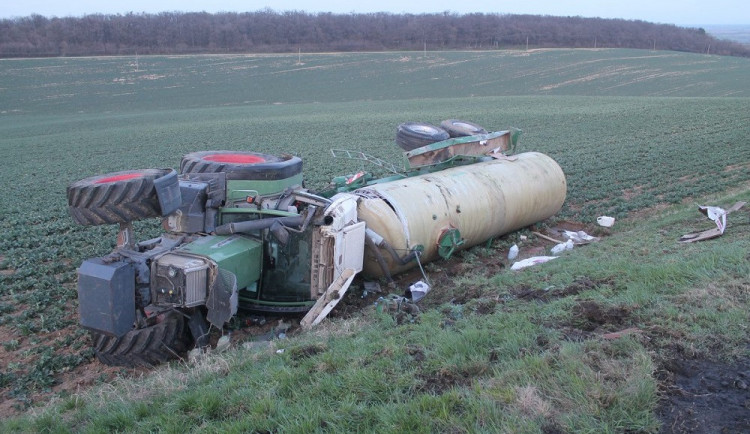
[355, 152, 566, 277]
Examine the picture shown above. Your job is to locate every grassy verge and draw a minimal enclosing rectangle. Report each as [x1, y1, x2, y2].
[3, 188, 747, 432]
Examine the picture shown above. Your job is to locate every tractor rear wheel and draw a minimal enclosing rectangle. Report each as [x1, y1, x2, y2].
[395, 122, 450, 151]
[67, 168, 177, 226]
[180, 150, 302, 181]
[439, 119, 488, 137]
[92, 311, 190, 367]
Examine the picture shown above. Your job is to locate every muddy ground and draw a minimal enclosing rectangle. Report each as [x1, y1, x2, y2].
[1, 223, 748, 432]
[657, 356, 750, 433]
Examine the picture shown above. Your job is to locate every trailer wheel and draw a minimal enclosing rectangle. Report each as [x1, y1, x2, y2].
[180, 150, 302, 181]
[67, 169, 178, 226]
[440, 119, 488, 137]
[395, 122, 450, 151]
[92, 311, 190, 368]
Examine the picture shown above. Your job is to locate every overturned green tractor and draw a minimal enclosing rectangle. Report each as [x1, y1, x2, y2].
[68, 121, 566, 367]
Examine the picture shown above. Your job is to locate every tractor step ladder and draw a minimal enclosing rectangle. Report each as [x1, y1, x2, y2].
[301, 268, 357, 329]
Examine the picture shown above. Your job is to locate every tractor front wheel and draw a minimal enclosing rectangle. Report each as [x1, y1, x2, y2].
[395, 122, 450, 151]
[439, 119, 488, 137]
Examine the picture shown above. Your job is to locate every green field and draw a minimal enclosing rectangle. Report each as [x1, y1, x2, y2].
[0, 49, 749, 430]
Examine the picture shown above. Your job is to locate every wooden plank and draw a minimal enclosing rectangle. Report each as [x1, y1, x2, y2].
[532, 231, 564, 244]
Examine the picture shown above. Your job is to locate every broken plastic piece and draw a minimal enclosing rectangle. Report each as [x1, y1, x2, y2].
[563, 230, 599, 244]
[346, 171, 366, 185]
[363, 281, 382, 294]
[550, 239, 574, 255]
[508, 244, 519, 260]
[597, 216, 615, 227]
[511, 256, 558, 271]
[407, 280, 431, 302]
[215, 335, 231, 353]
[698, 206, 727, 233]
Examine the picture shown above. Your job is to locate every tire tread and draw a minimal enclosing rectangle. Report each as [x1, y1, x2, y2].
[92, 312, 189, 368]
[67, 169, 174, 226]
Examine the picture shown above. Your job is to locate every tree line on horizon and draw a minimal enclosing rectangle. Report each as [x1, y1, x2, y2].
[1, 10, 748, 58]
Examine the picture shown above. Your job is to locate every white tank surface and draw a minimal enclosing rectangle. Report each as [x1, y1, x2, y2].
[355, 152, 566, 277]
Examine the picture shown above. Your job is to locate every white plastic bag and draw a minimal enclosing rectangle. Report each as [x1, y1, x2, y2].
[511, 256, 558, 271]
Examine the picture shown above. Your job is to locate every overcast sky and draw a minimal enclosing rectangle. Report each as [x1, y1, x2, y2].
[2, 0, 748, 25]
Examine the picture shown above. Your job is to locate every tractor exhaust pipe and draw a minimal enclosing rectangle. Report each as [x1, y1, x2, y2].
[215, 215, 305, 235]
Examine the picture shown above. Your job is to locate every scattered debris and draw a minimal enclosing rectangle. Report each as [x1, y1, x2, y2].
[550, 239, 574, 255]
[214, 335, 231, 353]
[508, 244, 519, 260]
[512, 227, 599, 268]
[362, 281, 383, 298]
[561, 230, 599, 245]
[679, 201, 746, 243]
[407, 280, 431, 302]
[276, 319, 291, 334]
[245, 315, 267, 326]
[596, 216, 615, 227]
[363, 281, 382, 294]
[188, 334, 233, 362]
[699, 206, 727, 233]
[375, 294, 420, 324]
[242, 340, 272, 352]
[511, 256, 558, 271]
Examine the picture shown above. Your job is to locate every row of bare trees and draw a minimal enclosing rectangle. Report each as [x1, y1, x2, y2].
[1, 11, 747, 58]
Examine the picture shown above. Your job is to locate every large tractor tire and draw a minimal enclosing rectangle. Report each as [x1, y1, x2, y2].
[92, 311, 190, 367]
[396, 122, 450, 151]
[180, 150, 302, 181]
[67, 169, 177, 226]
[439, 119, 488, 137]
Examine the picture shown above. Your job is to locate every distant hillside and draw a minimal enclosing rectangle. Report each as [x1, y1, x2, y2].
[704, 25, 750, 45]
[1, 11, 749, 58]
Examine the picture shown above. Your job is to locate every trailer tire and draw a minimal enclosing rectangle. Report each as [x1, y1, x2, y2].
[180, 150, 302, 181]
[67, 169, 177, 226]
[92, 311, 190, 367]
[396, 122, 450, 151]
[440, 119, 488, 137]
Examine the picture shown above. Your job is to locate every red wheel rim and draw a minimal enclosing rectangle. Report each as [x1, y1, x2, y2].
[203, 153, 266, 164]
[95, 173, 144, 184]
